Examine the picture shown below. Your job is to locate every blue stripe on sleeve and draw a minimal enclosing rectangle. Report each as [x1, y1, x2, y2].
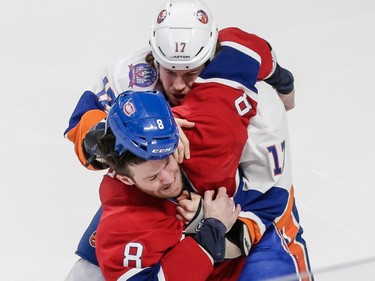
[199, 46, 260, 93]
[64, 91, 105, 136]
[127, 263, 162, 281]
[234, 180, 290, 229]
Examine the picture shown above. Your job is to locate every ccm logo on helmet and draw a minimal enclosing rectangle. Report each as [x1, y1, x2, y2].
[152, 148, 173, 154]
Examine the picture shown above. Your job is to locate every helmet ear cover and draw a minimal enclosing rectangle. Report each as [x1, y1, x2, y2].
[106, 90, 179, 160]
[150, 0, 218, 70]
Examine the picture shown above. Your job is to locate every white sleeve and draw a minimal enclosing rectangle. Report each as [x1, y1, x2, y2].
[108, 46, 158, 94]
[85, 47, 158, 112]
[240, 82, 292, 193]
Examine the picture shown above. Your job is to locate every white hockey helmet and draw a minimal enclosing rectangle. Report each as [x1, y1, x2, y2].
[150, 0, 218, 70]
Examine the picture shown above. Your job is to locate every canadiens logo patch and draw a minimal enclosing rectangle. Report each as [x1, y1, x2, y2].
[123, 101, 136, 116]
[196, 10, 208, 24]
[157, 9, 167, 24]
[128, 63, 157, 89]
[89, 231, 96, 248]
[196, 218, 205, 232]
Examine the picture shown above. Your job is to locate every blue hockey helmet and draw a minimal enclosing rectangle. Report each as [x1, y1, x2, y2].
[106, 90, 179, 160]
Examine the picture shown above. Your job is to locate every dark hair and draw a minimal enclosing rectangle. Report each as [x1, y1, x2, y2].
[98, 128, 147, 176]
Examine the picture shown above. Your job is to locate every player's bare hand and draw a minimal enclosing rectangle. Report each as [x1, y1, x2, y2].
[278, 89, 295, 111]
[176, 191, 202, 223]
[173, 118, 195, 163]
[203, 187, 241, 233]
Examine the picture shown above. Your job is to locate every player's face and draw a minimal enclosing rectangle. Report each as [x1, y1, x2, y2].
[118, 155, 183, 199]
[159, 64, 205, 106]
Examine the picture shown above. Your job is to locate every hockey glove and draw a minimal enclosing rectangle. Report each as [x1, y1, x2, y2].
[83, 121, 109, 170]
[224, 220, 252, 259]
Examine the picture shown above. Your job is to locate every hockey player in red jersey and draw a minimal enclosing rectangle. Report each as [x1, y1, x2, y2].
[64, 0, 312, 280]
[96, 90, 243, 281]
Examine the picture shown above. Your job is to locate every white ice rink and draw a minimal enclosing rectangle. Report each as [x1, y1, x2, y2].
[1, 0, 374, 279]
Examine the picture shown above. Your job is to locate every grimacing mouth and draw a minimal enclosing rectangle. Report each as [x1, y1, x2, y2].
[163, 177, 177, 191]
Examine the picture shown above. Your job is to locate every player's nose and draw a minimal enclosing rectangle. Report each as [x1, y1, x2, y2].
[172, 76, 186, 91]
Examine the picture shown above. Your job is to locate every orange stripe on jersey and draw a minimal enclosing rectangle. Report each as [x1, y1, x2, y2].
[288, 240, 312, 281]
[283, 212, 300, 242]
[66, 109, 107, 170]
[238, 217, 262, 245]
[275, 185, 295, 230]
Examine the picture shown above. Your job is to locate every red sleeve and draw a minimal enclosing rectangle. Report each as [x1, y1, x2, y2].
[172, 82, 256, 197]
[161, 237, 213, 280]
[219, 27, 274, 80]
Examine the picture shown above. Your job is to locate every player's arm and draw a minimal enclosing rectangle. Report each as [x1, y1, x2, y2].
[99, 235, 214, 281]
[64, 65, 118, 170]
[173, 84, 255, 196]
[161, 188, 241, 280]
[171, 32, 262, 195]
[263, 60, 295, 110]
[231, 182, 294, 251]
[174, 172, 292, 259]
[176, 175, 293, 259]
[64, 91, 109, 170]
[219, 27, 295, 110]
[220, 27, 295, 94]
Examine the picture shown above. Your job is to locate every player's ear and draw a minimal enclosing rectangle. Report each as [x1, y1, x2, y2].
[116, 174, 135, 186]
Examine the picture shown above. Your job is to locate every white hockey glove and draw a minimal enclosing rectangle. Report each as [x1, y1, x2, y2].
[224, 220, 252, 259]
